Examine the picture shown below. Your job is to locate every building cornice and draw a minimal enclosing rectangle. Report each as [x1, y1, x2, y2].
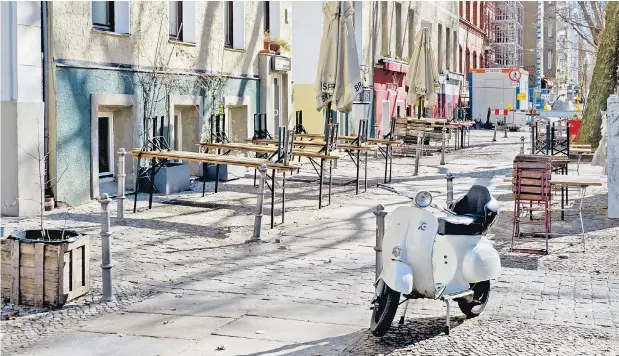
[459, 18, 486, 39]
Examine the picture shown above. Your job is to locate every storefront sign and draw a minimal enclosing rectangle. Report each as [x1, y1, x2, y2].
[271, 56, 291, 72]
[354, 88, 371, 103]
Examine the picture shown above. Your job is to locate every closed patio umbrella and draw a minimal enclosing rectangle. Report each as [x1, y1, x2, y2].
[406, 27, 440, 118]
[316, 1, 362, 114]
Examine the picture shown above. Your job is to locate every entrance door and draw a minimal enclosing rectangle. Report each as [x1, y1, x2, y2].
[381, 100, 390, 137]
[273, 77, 282, 130]
[98, 112, 114, 180]
[173, 109, 182, 151]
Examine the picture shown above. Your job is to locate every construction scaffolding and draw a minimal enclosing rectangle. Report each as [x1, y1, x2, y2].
[490, 1, 524, 68]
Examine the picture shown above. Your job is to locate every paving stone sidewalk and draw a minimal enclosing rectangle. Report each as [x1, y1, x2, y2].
[2, 130, 619, 355]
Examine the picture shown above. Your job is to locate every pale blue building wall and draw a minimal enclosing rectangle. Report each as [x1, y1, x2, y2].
[53, 66, 259, 205]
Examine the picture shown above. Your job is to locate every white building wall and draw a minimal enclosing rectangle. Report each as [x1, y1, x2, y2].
[1, 1, 45, 217]
[291, 1, 323, 85]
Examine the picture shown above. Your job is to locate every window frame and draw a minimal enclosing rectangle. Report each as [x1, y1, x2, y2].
[169, 1, 184, 41]
[264, 1, 270, 34]
[92, 1, 115, 32]
[224, 1, 234, 48]
[98, 112, 115, 180]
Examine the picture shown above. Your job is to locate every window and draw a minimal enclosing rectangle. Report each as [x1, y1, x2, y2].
[264, 1, 270, 34]
[395, 2, 402, 57]
[407, 9, 415, 58]
[224, 1, 233, 48]
[480, 54, 484, 68]
[547, 50, 553, 70]
[473, 1, 477, 25]
[92, 1, 130, 34]
[438, 24, 443, 71]
[98, 113, 114, 179]
[465, 1, 470, 21]
[446, 28, 450, 71]
[173, 109, 182, 151]
[459, 1, 463, 17]
[459, 45, 462, 73]
[473, 51, 477, 69]
[381, 1, 389, 54]
[169, 1, 183, 40]
[92, 1, 114, 31]
[465, 47, 470, 71]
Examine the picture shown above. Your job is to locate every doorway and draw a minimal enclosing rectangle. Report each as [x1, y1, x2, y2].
[273, 77, 282, 130]
[98, 112, 114, 181]
[381, 100, 390, 137]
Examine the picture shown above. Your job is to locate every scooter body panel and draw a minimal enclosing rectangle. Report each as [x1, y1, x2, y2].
[462, 237, 502, 282]
[379, 260, 413, 294]
[382, 206, 438, 298]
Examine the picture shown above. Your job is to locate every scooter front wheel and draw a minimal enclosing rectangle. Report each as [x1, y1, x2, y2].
[457, 280, 490, 318]
[370, 283, 400, 337]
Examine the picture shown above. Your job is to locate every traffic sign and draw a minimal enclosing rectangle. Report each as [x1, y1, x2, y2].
[508, 69, 521, 82]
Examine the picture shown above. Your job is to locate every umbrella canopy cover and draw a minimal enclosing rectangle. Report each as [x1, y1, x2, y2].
[406, 27, 440, 107]
[316, 1, 362, 112]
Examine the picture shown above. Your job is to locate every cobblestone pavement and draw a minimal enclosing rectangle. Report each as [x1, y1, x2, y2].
[2, 130, 619, 355]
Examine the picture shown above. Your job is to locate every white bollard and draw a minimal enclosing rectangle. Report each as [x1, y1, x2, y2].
[520, 136, 525, 155]
[98, 194, 116, 303]
[414, 134, 422, 176]
[117, 148, 126, 220]
[251, 164, 268, 241]
[440, 126, 446, 165]
[374, 204, 387, 281]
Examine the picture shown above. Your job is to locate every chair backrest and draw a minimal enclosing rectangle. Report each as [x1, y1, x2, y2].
[512, 155, 552, 202]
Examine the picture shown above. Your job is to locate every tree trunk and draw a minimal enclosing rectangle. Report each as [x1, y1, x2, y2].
[579, 2, 619, 147]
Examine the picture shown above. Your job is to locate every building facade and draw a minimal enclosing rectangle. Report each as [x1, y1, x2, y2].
[1, 1, 45, 216]
[292, 1, 459, 138]
[2, 1, 293, 210]
[458, 1, 494, 106]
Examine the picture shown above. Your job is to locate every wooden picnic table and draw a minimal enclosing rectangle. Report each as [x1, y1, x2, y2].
[198, 142, 341, 160]
[129, 149, 301, 229]
[248, 138, 377, 152]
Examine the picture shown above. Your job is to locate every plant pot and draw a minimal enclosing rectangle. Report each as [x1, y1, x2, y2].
[138, 162, 190, 195]
[205, 164, 247, 182]
[269, 42, 281, 54]
[1, 229, 90, 307]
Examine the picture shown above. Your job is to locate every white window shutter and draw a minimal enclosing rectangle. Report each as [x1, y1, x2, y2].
[232, 1, 245, 49]
[114, 1, 130, 34]
[269, 1, 280, 38]
[182, 1, 196, 43]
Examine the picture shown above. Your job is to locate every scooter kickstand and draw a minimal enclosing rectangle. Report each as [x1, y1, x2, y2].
[399, 300, 410, 325]
[443, 300, 451, 335]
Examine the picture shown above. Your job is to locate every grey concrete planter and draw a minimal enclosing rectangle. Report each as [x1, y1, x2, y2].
[153, 162, 190, 195]
[205, 164, 247, 182]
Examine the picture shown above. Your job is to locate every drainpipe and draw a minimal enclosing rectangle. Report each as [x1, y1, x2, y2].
[41, 1, 51, 196]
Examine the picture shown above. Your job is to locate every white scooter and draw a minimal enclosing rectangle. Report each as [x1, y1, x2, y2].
[370, 184, 501, 336]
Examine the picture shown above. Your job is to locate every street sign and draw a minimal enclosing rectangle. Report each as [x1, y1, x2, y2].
[507, 104, 513, 110]
[517, 93, 527, 100]
[508, 69, 521, 82]
[510, 82, 519, 88]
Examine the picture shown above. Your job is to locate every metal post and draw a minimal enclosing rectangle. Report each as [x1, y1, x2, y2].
[440, 126, 446, 165]
[492, 119, 497, 142]
[98, 194, 115, 303]
[116, 148, 126, 220]
[374, 204, 387, 281]
[251, 164, 268, 242]
[503, 117, 508, 138]
[374, 123, 379, 158]
[520, 136, 525, 155]
[446, 173, 454, 207]
[414, 133, 421, 176]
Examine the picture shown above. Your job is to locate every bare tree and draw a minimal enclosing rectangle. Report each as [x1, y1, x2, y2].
[554, 1, 607, 51]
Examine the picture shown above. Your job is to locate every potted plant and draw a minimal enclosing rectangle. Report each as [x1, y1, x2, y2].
[261, 31, 272, 54]
[1, 126, 90, 307]
[270, 37, 291, 55]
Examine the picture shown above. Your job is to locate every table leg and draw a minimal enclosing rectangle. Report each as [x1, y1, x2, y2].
[270, 169, 275, 229]
[148, 158, 156, 210]
[384, 146, 388, 183]
[356, 150, 360, 195]
[365, 151, 368, 193]
[579, 187, 587, 252]
[282, 172, 286, 224]
[329, 160, 332, 206]
[388, 145, 393, 183]
[318, 158, 324, 209]
[133, 156, 141, 213]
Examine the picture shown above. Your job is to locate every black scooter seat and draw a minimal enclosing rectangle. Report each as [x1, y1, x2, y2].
[437, 215, 485, 235]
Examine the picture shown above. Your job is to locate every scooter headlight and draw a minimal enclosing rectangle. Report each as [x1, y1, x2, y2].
[415, 191, 433, 208]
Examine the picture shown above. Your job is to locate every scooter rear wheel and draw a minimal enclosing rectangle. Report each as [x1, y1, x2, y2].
[457, 280, 490, 318]
[370, 284, 400, 337]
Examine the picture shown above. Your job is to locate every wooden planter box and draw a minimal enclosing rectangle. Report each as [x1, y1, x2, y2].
[1, 234, 90, 306]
